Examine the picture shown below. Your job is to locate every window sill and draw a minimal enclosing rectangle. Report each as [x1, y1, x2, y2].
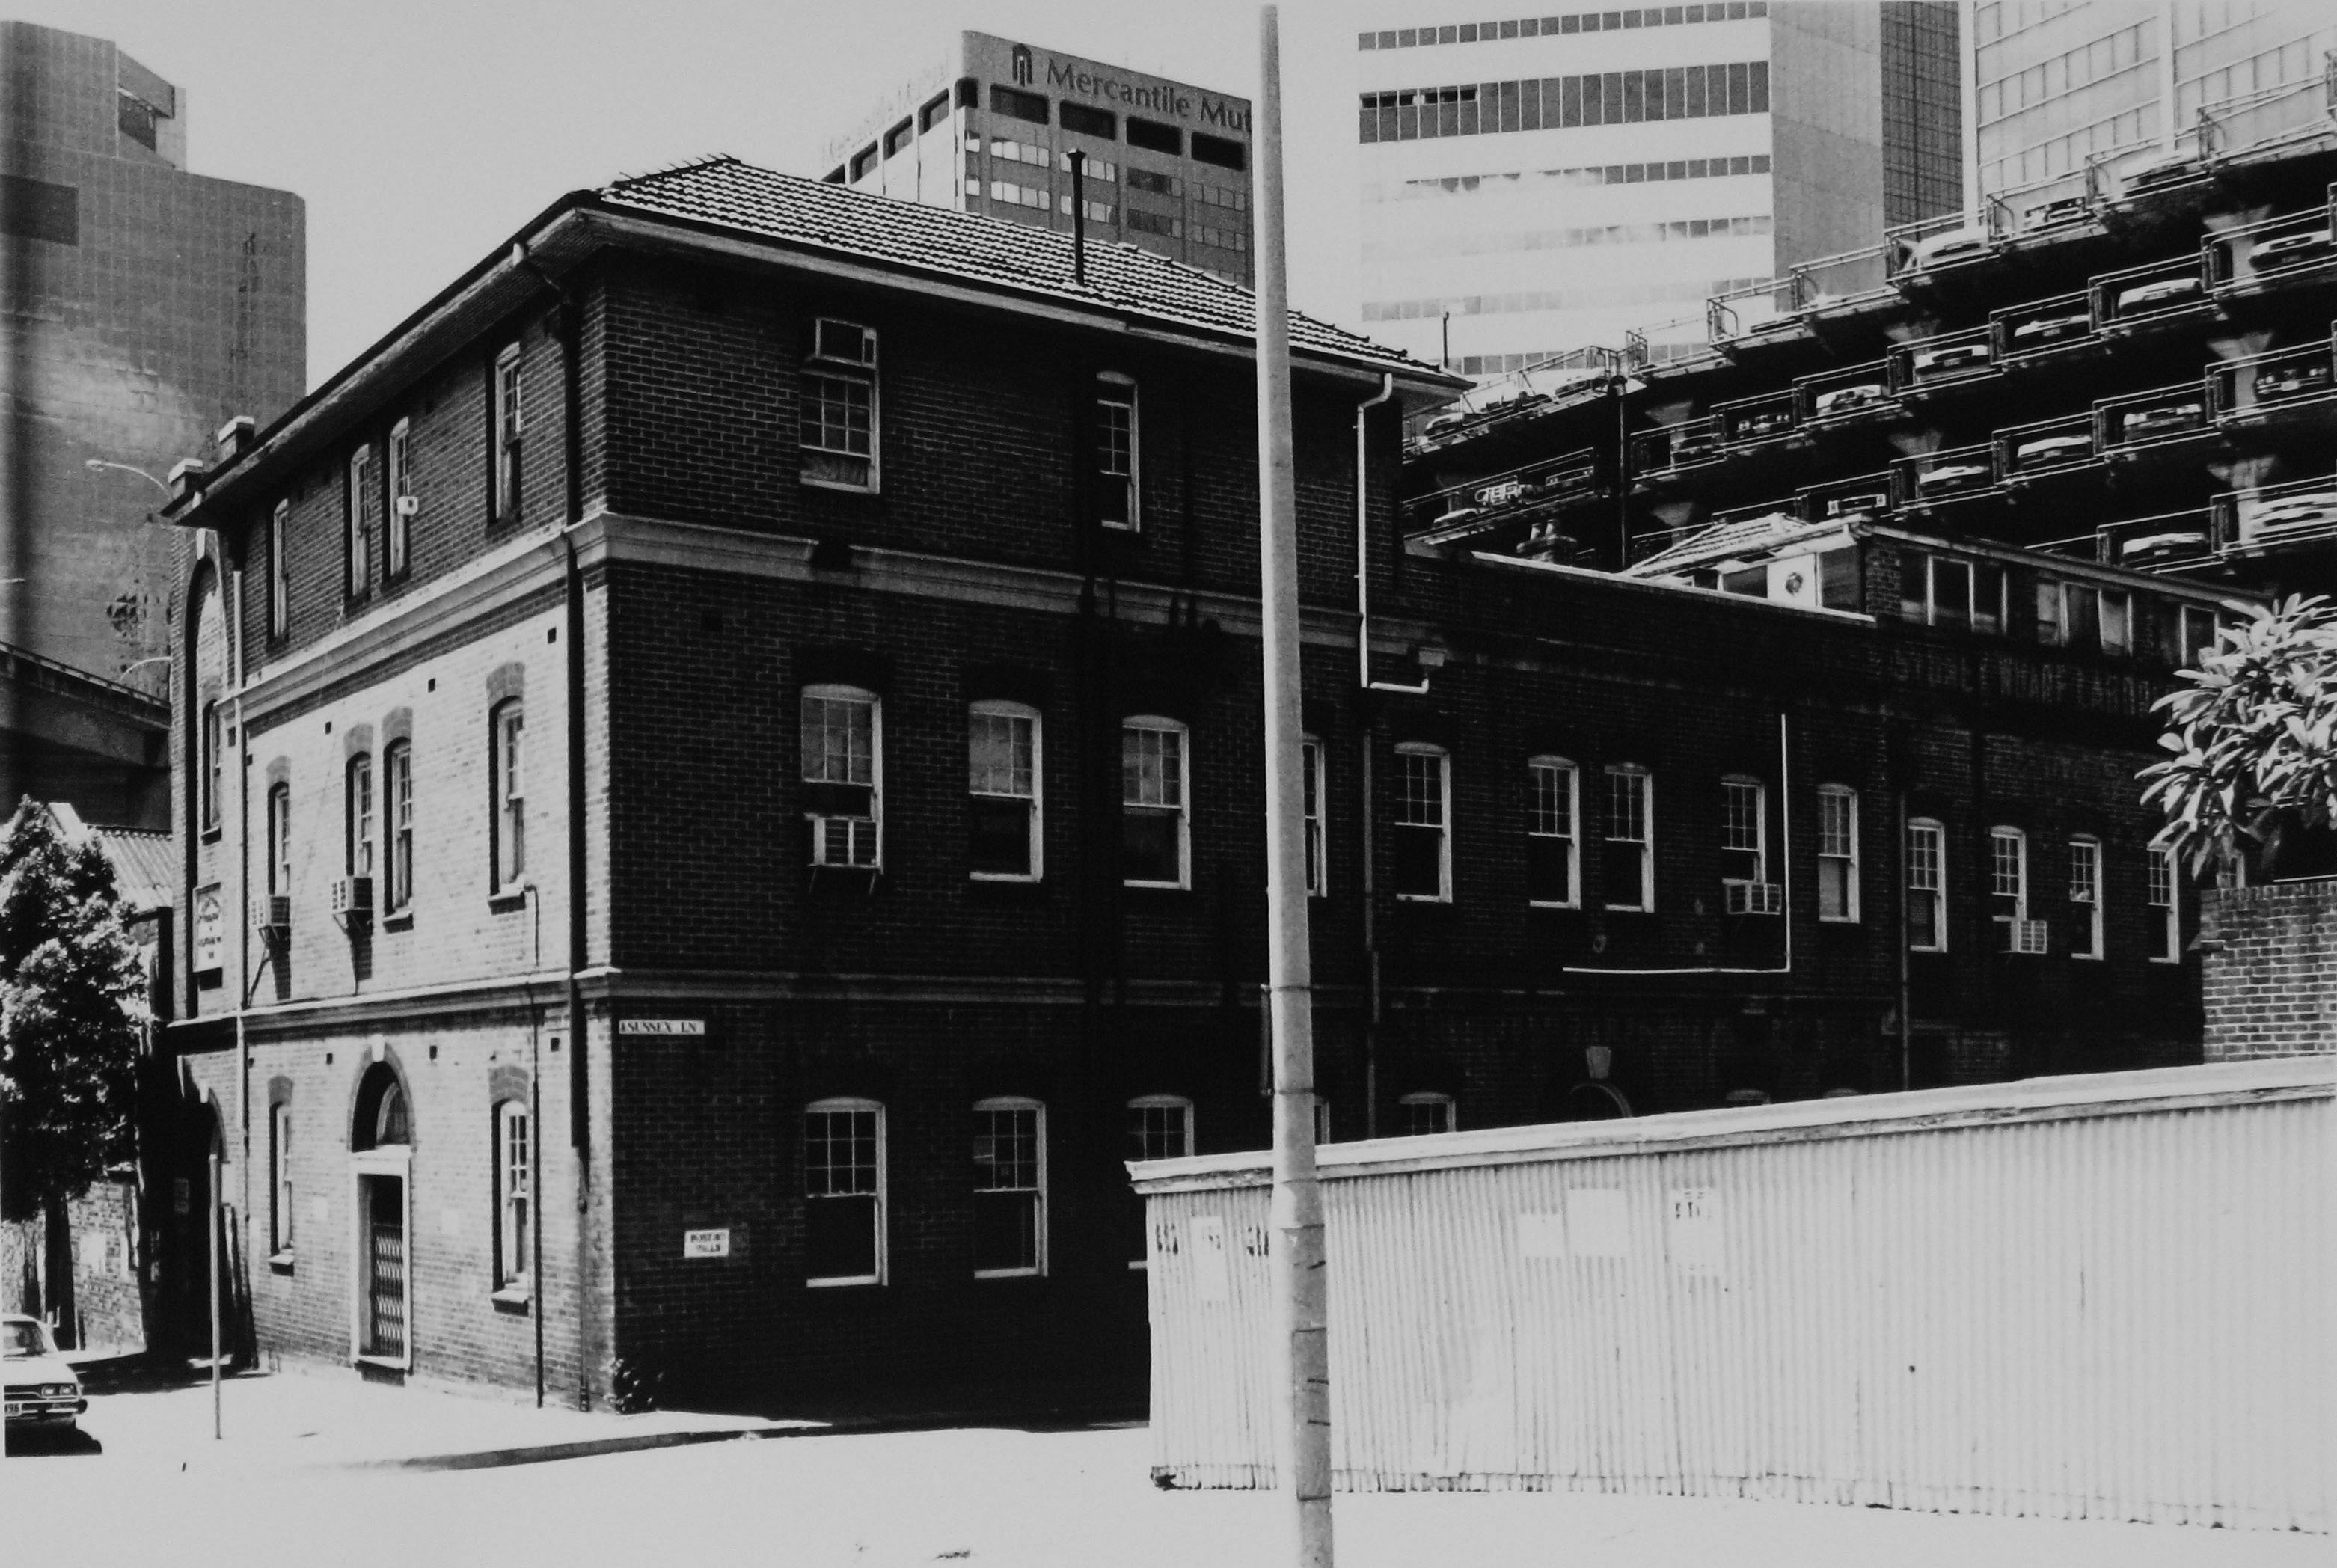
[486, 891, 530, 915]
[354, 1353, 410, 1373]
[1122, 881, 1189, 895]
[1527, 901, 1581, 912]
[1602, 905, 1655, 915]
[1394, 894, 1451, 904]
[269, 1250, 295, 1275]
[806, 1275, 883, 1290]
[973, 1267, 1045, 1281]
[491, 1287, 532, 1314]
[381, 911, 414, 932]
[1816, 916, 1861, 925]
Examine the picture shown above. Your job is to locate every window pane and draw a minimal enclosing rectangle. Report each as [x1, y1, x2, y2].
[1392, 824, 1443, 898]
[969, 711, 1034, 797]
[803, 695, 875, 784]
[1819, 857, 1853, 919]
[1123, 726, 1182, 807]
[970, 797, 1033, 877]
[973, 1192, 1039, 1273]
[1124, 809, 1182, 883]
[1526, 834, 1573, 904]
[805, 1194, 877, 1280]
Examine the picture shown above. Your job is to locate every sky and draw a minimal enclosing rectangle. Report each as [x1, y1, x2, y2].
[22, 0, 1375, 387]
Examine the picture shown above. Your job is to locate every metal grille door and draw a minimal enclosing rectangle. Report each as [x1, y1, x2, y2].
[364, 1177, 406, 1359]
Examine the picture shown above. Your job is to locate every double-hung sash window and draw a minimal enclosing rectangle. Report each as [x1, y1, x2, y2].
[1602, 765, 1653, 910]
[2148, 846, 2181, 962]
[1913, 555, 2006, 634]
[347, 755, 375, 878]
[492, 701, 525, 889]
[269, 1101, 293, 1258]
[346, 445, 374, 598]
[2068, 837, 2103, 958]
[385, 741, 414, 913]
[1907, 817, 1946, 950]
[800, 319, 879, 491]
[803, 686, 881, 869]
[1127, 1094, 1193, 1267]
[1122, 717, 1189, 888]
[495, 1100, 530, 1294]
[266, 783, 291, 901]
[1392, 743, 1451, 901]
[2037, 580, 2133, 655]
[493, 346, 524, 521]
[1525, 756, 1578, 907]
[1399, 1091, 1456, 1136]
[1994, 827, 2045, 952]
[201, 702, 222, 832]
[973, 1097, 1046, 1278]
[804, 1098, 885, 1286]
[1817, 785, 1859, 921]
[1094, 373, 1139, 529]
[269, 501, 289, 638]
[386, 420, 413, 578]
[1301, 738, 1328, 896]
[2168, 603, 2220, 668]
[969, 702, 1041, 880]
[1721, 776, 1766, 881]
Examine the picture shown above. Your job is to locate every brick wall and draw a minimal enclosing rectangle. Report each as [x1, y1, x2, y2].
[2202, 881, 2337, 1059]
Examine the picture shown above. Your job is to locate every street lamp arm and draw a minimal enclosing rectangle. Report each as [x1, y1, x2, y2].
[84, 458, 174, 498]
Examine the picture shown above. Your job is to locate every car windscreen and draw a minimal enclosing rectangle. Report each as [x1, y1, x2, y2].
[3, 1319, 53, 1357]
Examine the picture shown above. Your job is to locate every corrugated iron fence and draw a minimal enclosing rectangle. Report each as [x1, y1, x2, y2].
[1135, 1058, 2332, 1531]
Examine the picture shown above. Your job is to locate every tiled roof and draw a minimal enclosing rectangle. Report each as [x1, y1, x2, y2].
[1621, 512, 1840, 578]
[599, 156, 1449, 382]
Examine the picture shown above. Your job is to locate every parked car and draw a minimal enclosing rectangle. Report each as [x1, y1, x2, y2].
[1668, 424, 1718, 464]
[1474, 479, 1529, 508]
[2013, 432, 2093, 468]
[2010, 309, 2092, 346]
[2114, 275, 2205, 314]
[2119, 529, 2208, 563]
[2252, 358, 2334, 402]
[2119, 400, 2205, 441]
[2248, 229, 2333, 272]
[2024, 195, 2092, 232]
[1910, 226, 1991, 270]
[1430, 503, 1484, 532]
[1821, 490, 1890, 519]
[1729, 406, 1796, 441]
[1421, 410, 1471, 442]
[1910, 340, 1991, 377]
[2244, 491, 2337, 542]
[2122, 151, 2199, 195]
[1916, 459, 1991, 492]
[1813, 382, 1889, 418]
[1536, 465, 1596, 497]
[3, 1314, 85, 1433]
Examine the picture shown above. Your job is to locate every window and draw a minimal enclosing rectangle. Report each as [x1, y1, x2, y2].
[494, 1100, 530, 1295]
[1399, 1091, 1455, 1136]
[347, 754, 374, 878]
[919, 92, 949, 134]
[266, 782, 291, 900]
[1060, 102, 1116, 138]
[1721, 777, 1767, 883]
[1603, 765, 1653, 910]
[386, 420, 412, 578]
[1992, 826, 2044, 952]
[1191, 132, 1246, 171]
[1314, 1097, 1333, 1144]
[493, 345, 524, 522]
[346, 445, 373, 598]
[973, 1097, 1045, 1278]
[882, 117, 912, 159]
[269, 1101, 293, 1258]
[1122, 717, 1189, 888]
[1817, 785, 1858, 921]
[385, 741, 414, 913]
[1909, 555, 2006, 634]
[1908, 818, 1946, 950]
[200, 702, 221, 832]
[1302, 737, 1326, 897]
[969, 701, 1041, 880]
[1128, 1094, 1193, 1163]
[269, 500, 288, 639]
[1127, 116, 1181, 154]
[1392, 743, 1451, 901]
[804, 1098, 885, 1286]
[1526, 756, 1578, 907]
[800, 319, 878, 491]
[2036, 580, 2131, 655]
[2148, 846, 2181, 962]
[990, 85, 1049, 123]
[491, 700, 525, 891]
[2168, 603, 2220, 668]
[1094, 373, 1139, 529]
[803, 685, 880, 869]
[2068, 836, 2102, 959]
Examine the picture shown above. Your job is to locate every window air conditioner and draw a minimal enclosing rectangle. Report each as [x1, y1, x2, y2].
[1724, 879, 1784, 916]
[264, 894, 291, 931]
[331, 876, 374, 916]
[2000, 917, 2050, 954]
[807, 814, 879, 869]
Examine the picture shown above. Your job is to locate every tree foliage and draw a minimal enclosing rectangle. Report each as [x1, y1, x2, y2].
[0, 798, 145, 1218]
[2139, 595, 2337, 876]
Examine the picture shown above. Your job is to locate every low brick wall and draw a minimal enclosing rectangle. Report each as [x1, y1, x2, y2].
[2202, 882, 2337, 1059]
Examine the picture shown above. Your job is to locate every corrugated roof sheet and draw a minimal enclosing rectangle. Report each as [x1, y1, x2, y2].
[1622, 512, 1840, 578]
[599, 156, 1447, 381]
[90, 827, 174, 912]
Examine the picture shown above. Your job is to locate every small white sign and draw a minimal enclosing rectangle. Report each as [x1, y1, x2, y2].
[682, 1227, 731, 1259]
[192, 884, 223, 974]
[1566, 1189, 1631, 1258]
[619, 1019, 706, 1036]
[1668, 1187, 1724, 1276]
[1189, 1216, 1229, 1304]
[1516, 1212, 1568, 1259]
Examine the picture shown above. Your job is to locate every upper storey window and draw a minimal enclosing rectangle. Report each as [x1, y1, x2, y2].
[1094, 373, 1139, 530]
[800, 319, 879, 493]
[268, 500, 289, 640]
[493, 346, 524, 523]
[346, 445, 374, 599]
[803, 685, 880, 870]
[386, 420, 413, 580]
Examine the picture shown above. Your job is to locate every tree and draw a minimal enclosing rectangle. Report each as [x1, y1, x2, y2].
[0, 798, 145, 1337]
[2140, 595, 2337, 876]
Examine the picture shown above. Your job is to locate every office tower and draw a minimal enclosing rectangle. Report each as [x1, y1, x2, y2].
[1970, 0, 2336, 209]
[0, 21, 304, 688]
[1354, 2, 1961, 379]
[818, 31, 1254, 284]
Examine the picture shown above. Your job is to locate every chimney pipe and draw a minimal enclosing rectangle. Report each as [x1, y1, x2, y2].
[1068, 149, 1087, 287]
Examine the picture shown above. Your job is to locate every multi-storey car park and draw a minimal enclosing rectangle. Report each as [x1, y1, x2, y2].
[1401, 118, 2337, 596]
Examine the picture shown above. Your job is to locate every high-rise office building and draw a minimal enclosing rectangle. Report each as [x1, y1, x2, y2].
[819, 31, 1254, 284]
[1353, 2, 1961, 379]
[1970, 1, 2336, 211]
[0, 21, 304, 688]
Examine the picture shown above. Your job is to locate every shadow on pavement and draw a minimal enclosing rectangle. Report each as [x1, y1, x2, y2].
[680, 1378, 1150, 1439]
[4, 1421, 103, 1457]
[73, 1352, 263, 1399]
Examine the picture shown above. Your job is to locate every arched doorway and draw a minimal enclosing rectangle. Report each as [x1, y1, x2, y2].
[349, 1063, 411, 1368]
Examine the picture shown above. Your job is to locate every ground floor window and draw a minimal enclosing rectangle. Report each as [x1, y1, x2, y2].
[804, 1097, 886, 1286]
[973, 1097, 1045, 1278]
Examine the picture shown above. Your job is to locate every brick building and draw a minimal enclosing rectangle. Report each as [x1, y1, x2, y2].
[157, 158, 2253, 1409]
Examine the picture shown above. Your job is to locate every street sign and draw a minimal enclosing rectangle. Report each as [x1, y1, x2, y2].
[682, 1228, 731, 1258]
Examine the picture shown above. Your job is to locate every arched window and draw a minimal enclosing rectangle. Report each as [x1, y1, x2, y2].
[269, 1100, 294, 1260]
[384, 741, 414, 912]
[1721, 774, 1767, 885]
[266, 782, 292, 901]
[973, 1097, 1046, 1278]
[491, 699, 525, 890]
[1393, 742, 1450, 901]
[803, 684, 880, 869]
[1602, 764, 1653, 911]
[200, 702, 222, 833]
[803, 1097, 886, 1287]
[1122, 716, 1189, 888]
[2068, 835, 2102, 959]
[968, 700, 1041, 881]
[1526, 756, 1578, 907]
[268, 500, 289, 639]
[1907, 817, 1946, 952]
[346, 753, 374, 878]
[346, 443, 374, 598]
[1399, 1090, 1456, 1136]
[385, 418, 413, 578]
[493, 343, 524, 522]
[1094, 373, 1139, 530]
[1817, 785, 1858, 922]
[494, 1099, 530, 1296]
[1993, 826, 2045, 952]
[352, 1063, 411, 1151]
[2147, 845, 2180, 963]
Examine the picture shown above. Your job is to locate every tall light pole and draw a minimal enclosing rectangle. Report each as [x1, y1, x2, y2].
[1255, 10, 1332, 1564]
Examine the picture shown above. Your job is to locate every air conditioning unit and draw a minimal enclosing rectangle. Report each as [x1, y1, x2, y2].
[331, 876, 374, 916]
[264, 894, 291, 932]
[1724, 880, 1784, 915]
[395, 495, 420, 517]
[806, 814, 879, 870]
[2000, 917, 2050, 954]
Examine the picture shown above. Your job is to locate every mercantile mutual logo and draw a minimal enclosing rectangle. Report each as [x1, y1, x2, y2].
[1045, 56, 1249, 133]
